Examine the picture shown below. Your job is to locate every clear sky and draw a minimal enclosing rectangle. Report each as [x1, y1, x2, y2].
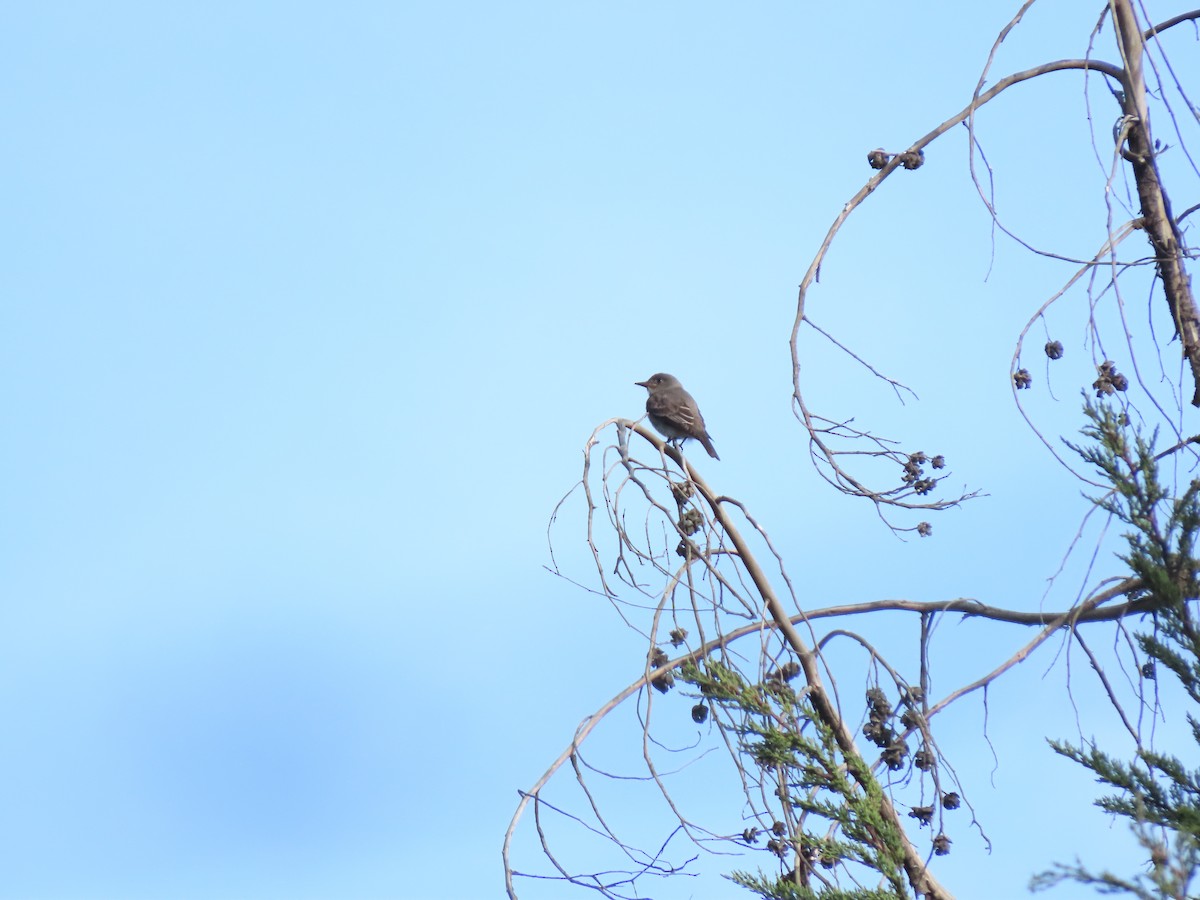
[2, 2, 1197, 899]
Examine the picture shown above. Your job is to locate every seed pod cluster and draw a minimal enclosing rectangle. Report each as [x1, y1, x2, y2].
[1093, 360, 1129, 396]
[670, 480, 695, 504]
[648, 646, 674, 694]
[863, 687, 909, 770]
[901, 451, 944, 496]
[866, 147, 925, 170]
[767, 660, 801, 683]
[679, 507, 704, 536]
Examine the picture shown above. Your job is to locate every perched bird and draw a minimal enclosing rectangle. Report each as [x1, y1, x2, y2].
[635, 373, 720, 460]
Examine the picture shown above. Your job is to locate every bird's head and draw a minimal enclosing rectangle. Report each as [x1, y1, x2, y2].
[635, 373, 679, 392]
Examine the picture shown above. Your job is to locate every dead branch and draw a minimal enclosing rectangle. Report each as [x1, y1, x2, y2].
[792, 59, 1125, 518]
[1112, 0, 1200, 404]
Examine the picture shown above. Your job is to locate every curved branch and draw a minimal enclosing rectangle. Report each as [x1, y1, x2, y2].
[513, 425, 1157, 899]
[792, 57, 1123, 353]
[791, 58, 1125, 510]
[1143, 9, 1200, 39]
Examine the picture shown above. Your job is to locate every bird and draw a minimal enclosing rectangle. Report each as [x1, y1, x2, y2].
[635, 373, 720, 460]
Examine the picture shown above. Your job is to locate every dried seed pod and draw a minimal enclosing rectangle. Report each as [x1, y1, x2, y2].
[867, 148, 889, 169]
[648, 648, 674, 692]
[670, 480, 695, 503]
[882, 742, 908, 770]
[679, 508, 704, 536]
[902, 686, 925, 704]
[933, 833, 952, 856]
[863, 720, 886, 744]
[942, 792, 961, 810]
[909, 805, 934, 825]
[917, 521, 932, 537]
[1014, 368, 1032, 389]
[691, 703, 708, 724]
[651, 672, 675, 694]
[866, 686, 891, 715]
[1045, 340, 1064, 360]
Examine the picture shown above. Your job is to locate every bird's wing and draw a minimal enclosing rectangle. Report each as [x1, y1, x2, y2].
[647, 390, 698, 427]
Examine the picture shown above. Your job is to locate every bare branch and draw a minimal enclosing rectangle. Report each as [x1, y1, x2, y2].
[1112, 0, 1200, 404]
[1143, 8, 1200, 38]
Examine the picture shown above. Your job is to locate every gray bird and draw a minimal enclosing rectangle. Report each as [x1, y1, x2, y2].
[635, 373, 720, 460]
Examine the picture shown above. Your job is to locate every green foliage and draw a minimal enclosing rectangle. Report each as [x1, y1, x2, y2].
[1065, 402, 1200, 617]
[1034, 401, 1200, 899]
[683, 659, 914, 899]
[726, 867, 906, 900]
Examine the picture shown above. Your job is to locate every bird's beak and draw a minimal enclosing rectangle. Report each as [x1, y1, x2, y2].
[634, 380, 648, 388]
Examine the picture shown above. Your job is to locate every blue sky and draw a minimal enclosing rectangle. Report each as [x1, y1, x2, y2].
[3, 2, 1198, 898]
